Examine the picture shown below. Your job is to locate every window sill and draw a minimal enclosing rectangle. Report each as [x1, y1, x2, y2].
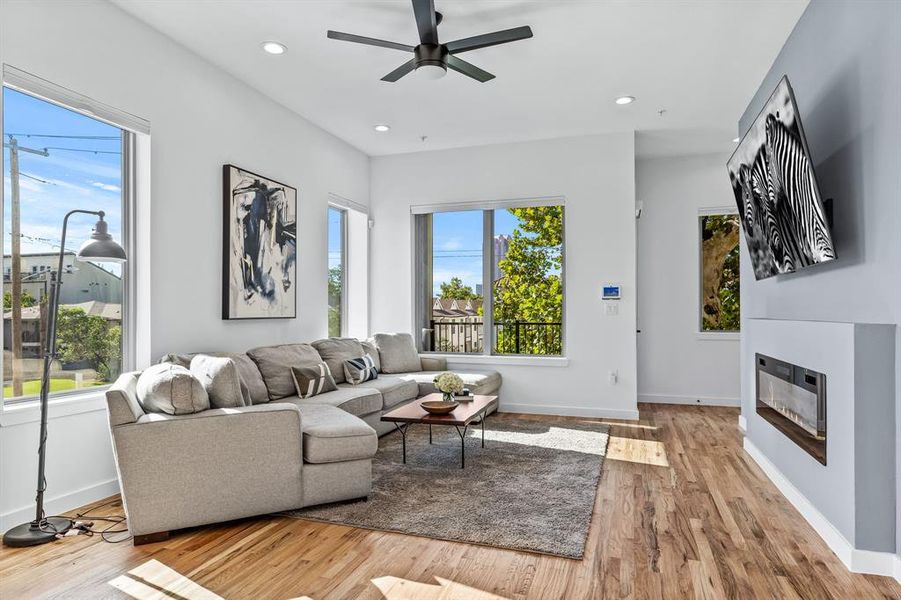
[424, 353, 570, 368]
[696, 331, 740, 341]
[0, 390, 108, 427]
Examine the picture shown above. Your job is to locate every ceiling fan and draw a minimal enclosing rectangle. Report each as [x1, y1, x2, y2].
[327, 0, 533, 83]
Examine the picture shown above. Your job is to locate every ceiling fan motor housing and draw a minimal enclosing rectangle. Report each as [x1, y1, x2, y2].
[414, 44, 447, 70]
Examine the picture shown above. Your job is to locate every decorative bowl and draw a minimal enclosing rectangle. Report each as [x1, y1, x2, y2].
[420, 400, 458, 415]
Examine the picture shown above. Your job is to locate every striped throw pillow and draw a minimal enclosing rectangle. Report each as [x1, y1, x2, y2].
[290, 362, 338, 399]
[343, 354, 379, 385]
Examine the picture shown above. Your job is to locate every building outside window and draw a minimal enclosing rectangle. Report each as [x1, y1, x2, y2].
[2, 86, 127, 403]
[415, 201, 565, 356]
[699, 211, 740, 332]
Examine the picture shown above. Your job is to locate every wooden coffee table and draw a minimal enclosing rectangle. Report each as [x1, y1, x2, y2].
[381, 393, 498, 468]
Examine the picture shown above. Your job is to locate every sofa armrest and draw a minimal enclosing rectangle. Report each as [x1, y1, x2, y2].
[420, 355, 447, 371]
[110, 403, 303, 536]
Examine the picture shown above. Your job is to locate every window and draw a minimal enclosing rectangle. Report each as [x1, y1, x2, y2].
[327, 206, 346, 337]
[415, 201, 565, 356]
[699, 212, 740, 332]
[3, 86, 127, 403]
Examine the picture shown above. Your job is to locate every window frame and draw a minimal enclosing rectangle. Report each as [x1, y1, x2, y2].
[327, 203, 348, 337]
[697, 206, 740, 339]
[412, 197, 566, 358]
[1, 68, 144, 407]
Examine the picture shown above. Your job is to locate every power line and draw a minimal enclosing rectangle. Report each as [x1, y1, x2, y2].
[42, 146, 121, 155]
[5, 133, 120, 140]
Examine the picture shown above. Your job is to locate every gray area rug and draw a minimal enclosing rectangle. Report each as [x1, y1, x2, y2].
[284, 416, 609, 559]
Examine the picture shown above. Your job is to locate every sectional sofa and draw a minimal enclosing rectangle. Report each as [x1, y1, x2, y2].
[104, 333, 501, 543]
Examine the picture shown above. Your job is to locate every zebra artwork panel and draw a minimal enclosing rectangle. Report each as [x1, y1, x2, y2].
[222, 164, 297, 319]
[727, 76, 836, 280]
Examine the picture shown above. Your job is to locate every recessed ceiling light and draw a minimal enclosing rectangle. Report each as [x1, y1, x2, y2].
[732, 137, 740, 143]
[615, 96, 635, 105]
[261, 41, 287, 55]
[373, 124, 390, 132]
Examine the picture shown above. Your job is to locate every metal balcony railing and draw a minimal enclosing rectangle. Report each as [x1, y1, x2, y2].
[429, 320, 562, 355]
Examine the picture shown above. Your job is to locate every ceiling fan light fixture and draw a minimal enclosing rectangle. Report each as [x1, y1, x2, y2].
[374, 124, 391, 132]
[615, 95, 636, 105]
[415, 63, 447, 80]
[261, 41, 287, 55]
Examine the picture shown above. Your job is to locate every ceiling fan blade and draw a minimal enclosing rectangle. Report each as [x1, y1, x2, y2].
[327, 30, 414, 53]
[446, 55, 495, 83]
[381, 59, 417, 82]
[445, 26, 533, 54]
[412, 0, 439, 45]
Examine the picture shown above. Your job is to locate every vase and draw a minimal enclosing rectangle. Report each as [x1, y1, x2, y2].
[442, 391, 454, 402]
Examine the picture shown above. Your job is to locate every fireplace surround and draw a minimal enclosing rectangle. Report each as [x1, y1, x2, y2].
[756, 353, 826, 464]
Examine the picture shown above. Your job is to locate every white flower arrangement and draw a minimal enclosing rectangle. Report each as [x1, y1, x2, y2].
[433, 371, 464, 395]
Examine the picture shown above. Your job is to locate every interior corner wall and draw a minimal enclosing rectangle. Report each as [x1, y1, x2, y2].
[737, 0, 901, 557]
[0, 0, 370, 527]
[636, 154, 740, 406]
[369, 133, 638, 419]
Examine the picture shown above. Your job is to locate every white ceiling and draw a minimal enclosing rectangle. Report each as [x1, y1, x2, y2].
[113, 0, 807, 157]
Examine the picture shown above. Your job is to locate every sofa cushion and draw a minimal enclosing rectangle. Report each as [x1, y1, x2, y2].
[311, 338, 364, 385]
[361, 340, 381, 371]
[190, 355, 250, 409]
[291, 362, 338, 399]
[136, 363, 209, 415]
[280, 386, 382, 417]
[248, 343, 323, 400]
[160, 352, 269, 405]
[399, 370, 502, 397]
[338, 375, 419, 410]
[295, 404, 377, 464]
[343, 354, 379, 385]
[373, 333, 421, 373]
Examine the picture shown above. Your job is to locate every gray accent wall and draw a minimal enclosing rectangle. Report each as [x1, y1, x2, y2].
[738, 0, 900, 555]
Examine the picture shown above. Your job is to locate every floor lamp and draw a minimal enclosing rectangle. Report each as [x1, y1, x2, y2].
[2, 210, 127, 547]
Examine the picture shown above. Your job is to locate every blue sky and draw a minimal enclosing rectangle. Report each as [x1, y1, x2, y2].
[327, 206, 343, 272]
[3, 87, 123, 275]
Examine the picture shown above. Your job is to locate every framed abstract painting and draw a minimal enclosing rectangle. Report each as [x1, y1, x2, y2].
[222, 164, 297, 319]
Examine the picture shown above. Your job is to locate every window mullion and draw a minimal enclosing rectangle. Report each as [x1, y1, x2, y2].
[482, 209, 493, 356]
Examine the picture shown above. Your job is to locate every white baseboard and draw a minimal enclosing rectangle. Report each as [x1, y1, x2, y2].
[738, 414, 747, 432]
[638, 393, 740, 407]
[499, 403, 640, 420]
[743, 438, 900, 581]
[0, 478, 120, 532]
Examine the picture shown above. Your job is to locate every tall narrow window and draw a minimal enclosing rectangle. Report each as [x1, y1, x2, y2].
[327, 206, 346, 337]
[699, 212, 740, 332]
[3, 87, 126, 403]
[415, 201, 565, 357]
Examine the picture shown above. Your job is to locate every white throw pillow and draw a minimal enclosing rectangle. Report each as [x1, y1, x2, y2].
[136, 363, 209, 415]
[190, 354, 251, 409]
[372, 333, 422, 373]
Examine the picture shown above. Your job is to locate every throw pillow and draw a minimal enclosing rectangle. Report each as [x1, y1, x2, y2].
[372, 332, 422, 373]
[248, 343, 323, 400]
[291, 362, 338, 399]
[136, 363, 209, 415]
[311, 338, 364, 385]
[343, 354, 379, 384]
[190, 354, 251, 409]
[360, 339, 381, 372]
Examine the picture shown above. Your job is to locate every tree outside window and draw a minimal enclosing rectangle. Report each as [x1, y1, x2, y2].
[700, 214, 740, 332]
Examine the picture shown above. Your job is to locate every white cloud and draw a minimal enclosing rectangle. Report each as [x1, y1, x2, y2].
[438, 237, 463, 251]
[91, 181, 121, 193]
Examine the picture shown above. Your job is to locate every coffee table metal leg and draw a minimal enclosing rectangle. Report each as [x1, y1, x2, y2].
[393, 423, 409, 464]
[454, 425, 468, 469]
[481, 412, 485, 448]
[429, 424, 432, 445]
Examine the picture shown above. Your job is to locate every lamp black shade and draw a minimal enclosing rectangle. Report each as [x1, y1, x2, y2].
[76, 216, 127, 263]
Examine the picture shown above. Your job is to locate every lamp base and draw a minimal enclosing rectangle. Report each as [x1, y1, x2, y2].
[3, 517, 73, 547]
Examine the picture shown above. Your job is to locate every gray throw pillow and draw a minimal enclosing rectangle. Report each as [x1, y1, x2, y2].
[343, 354, 379, 384]
[311, 338, 364, 385]
[291, 362, 338, 399]
[373, 333, 422, 373]
[360, 339, 381, 372]
[136, 363, 209, 415]
[190, 354, 250, 409]
[248, 343, 324, 400]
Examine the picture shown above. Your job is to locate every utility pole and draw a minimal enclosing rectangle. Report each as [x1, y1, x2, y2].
[5, 136, 49, 397]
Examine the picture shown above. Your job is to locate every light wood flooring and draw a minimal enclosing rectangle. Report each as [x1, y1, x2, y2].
[1, 404, 899, 599]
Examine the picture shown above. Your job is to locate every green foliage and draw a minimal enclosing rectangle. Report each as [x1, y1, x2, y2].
[55, 307, 121, 382]
[438, 277, 480, 300]
[3, 290, 37, 311]
[494, 206, 564, 355]
[328, 265, 342, 337]
[701, 214, 741, 332]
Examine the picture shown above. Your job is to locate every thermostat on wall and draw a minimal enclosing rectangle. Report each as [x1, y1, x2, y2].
[602, 284, 621, 300]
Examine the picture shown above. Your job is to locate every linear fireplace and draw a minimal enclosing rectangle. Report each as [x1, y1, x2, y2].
[756, 353, 827, 465]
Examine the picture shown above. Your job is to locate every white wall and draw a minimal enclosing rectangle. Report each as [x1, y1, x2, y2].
[636, 154, 740, 406]
[369, 134, 638, 419]
[0, 0, 370, 528]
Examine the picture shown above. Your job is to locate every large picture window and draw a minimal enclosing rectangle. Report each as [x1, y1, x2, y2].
[3, 86, 127, 403]
[415, 201, 564, 356]
[699, 212, 740, 332]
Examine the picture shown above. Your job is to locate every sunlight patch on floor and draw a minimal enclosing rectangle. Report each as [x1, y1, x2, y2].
[372, 575, 509, 599]
[109, 559, 223, 600]
[606, 436, 669, 467]
[476, 426, 607, 455]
